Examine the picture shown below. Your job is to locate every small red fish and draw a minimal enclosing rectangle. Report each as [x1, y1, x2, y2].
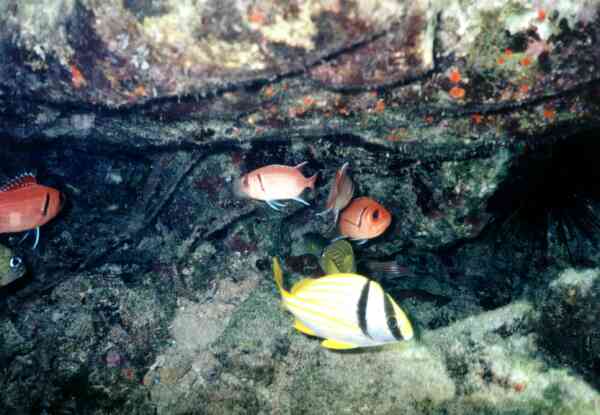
[338, 197, 391, 243]
[235, 162, 317, 210]
[0, 173, 64, 249]
[317, 162, 354, 226]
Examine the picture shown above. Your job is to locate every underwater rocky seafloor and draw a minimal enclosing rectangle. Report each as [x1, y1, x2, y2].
[0, 0, 600, 414]
[1, 131, 599, 415]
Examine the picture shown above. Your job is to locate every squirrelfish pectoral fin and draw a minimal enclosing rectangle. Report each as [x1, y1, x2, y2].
[293, 320, 316, 336]
[321, 339, 358, 350]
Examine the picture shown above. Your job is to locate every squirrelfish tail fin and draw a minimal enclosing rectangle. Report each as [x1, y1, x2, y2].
[306, 173, 318, 191]
[272, 257, 290, 298]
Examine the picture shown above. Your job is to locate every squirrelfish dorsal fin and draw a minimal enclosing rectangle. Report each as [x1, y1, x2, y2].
[0, 173, 37, 192]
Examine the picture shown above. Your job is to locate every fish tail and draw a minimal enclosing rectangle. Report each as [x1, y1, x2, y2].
[306, 173, 318, 191]
[272, 257, 290, 298]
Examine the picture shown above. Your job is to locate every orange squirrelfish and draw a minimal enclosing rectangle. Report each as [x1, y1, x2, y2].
[235, 162, 317, 210]
[0, 173, 64, 249]
[317, 162, 354, 226]
[338, 197, 391, 244]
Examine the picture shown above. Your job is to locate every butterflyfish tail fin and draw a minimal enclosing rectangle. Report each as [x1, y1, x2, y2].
[321, 339, 358, 350]
[272, 257, 290, 298]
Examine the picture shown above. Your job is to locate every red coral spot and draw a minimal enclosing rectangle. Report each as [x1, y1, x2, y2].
[519, 84, 530, 94]
[520, 56, 533, 66]
[497, 56, 506, 65]
[537, 9, 546, 22]
[513, 382, 526, 393]
[70, 64, 86, 89]
[471, 113, 482, 124]
[449, 69, 461, 84]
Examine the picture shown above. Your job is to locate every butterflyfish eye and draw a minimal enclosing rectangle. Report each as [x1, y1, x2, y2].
[372, 209, 380, 220]
[9, 256, 22, 269]
[242, 176, 249, 187]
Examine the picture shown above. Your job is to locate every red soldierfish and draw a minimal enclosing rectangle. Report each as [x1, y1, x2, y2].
[338, 197, 391, 243]
[317, 162, 354, 226]
[0, 173, 64, 249]
[235, 162, 317, 210]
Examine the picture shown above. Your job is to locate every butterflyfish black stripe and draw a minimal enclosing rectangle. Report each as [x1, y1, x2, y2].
[357, 281, 371, 338]
[42, 193, 50, 216]
[383, 294, 403, 340]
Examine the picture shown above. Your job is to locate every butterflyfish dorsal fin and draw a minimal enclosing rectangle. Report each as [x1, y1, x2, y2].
[0, 173, 37, 192]
[272, 257, 290, 297]
[293, 320, 316, 336]
[321, 339, 358, 350]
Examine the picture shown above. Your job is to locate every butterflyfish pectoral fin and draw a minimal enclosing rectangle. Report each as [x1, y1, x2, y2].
[321, 339, 359, 350]
[355, 239, 368, 246]
[293, 320, 317, 336]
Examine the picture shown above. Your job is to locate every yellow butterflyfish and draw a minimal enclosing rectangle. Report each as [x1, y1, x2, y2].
[272, 257, 414, 350]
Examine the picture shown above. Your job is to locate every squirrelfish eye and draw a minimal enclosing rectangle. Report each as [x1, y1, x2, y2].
[372, 209, 380, 220]
[9, 256, 22, 269]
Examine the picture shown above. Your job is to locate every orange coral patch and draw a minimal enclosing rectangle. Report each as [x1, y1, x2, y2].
[497, 57, 506, 65]
[449, 86, 466, 99]
[471, 114, 482, 124]
[519, 84, 530, 94]
[543, 106, 556, 120]
[374, 99, 385, 113]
